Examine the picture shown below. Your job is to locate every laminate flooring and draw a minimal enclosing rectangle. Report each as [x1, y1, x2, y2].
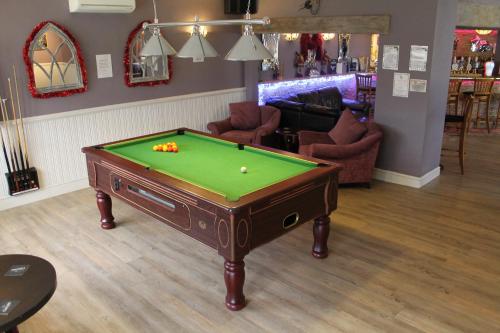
[1, 135, 499, 333]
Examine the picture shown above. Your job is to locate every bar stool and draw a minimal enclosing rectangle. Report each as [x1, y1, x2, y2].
[496, 90, 500, 129]
[472, 78, 495, 133]
[355, 73, 376, 104]
[443, 95, 474, 174]
[447, 79, 462, 116]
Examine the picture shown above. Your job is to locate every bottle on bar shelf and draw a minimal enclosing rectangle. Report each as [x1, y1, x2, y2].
[485, 57, 495, 77]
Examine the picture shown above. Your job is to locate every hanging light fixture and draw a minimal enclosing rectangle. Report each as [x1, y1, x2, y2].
[141, 0, 272, 61]
[225, 13, 273, 61]
[177, 18, 218, 62]
[140, 0, 176, 57]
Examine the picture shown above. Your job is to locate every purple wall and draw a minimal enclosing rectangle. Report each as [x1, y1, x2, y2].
[0, 0, 245, 117]
[0, 0, 460, 179]
[247, 0, 458, 178]
[422, 0, 458, 174]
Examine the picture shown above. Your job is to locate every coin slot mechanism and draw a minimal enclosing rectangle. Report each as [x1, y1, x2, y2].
[127, 185, 176, 210]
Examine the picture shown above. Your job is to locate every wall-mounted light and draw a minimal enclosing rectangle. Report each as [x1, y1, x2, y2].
[321, 33, 335, 41]
[190, 24, 207, 37]
[370, 34, 379, 69]
[475, 29, 492, 35]
[283, 33, 300, 41]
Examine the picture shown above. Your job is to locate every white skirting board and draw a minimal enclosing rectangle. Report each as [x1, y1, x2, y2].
[0, 88, 246, 211]
[373, 167, 441, 189]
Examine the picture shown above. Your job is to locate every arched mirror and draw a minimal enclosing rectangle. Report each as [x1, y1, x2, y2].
[23, 21, 87, 98]
[124, 21, 173, 87]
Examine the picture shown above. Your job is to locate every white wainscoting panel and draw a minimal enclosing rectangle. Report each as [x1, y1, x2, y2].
[0, 88, 246, 210]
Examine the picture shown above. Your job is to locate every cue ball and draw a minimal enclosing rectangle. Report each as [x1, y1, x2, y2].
[240, 167, 247, 173]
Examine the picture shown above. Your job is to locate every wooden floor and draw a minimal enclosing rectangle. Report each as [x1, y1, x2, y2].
[1, 134, 499, 333]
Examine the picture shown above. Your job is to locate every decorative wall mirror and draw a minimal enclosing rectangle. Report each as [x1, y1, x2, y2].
[124, 21, 173, 87]
[254, 15, 389, 80]
[23, 21, 87, 98]
[261, 33, 280, 76]
[338, 33, 351, 59]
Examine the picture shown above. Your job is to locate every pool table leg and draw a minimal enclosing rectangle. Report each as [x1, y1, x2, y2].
[312, 215, 330, 259]
[96, 190, 116, 230]
[224, 259, 246, 311]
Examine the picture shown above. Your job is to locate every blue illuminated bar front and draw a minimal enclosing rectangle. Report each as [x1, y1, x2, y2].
[258, 73, 368, 105]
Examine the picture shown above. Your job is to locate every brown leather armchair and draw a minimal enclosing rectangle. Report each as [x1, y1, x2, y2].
[207, 101, 281, 145]
[298, 122, 383, 185]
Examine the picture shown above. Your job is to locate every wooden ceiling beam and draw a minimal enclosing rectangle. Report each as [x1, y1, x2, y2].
[254, 15, 391, 34]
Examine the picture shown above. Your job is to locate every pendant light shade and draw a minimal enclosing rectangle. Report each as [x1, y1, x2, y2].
[177, 26, 218, 62]
[141, 1, 272, 61]
[225, 25, 273, 61]
[140, 28, 177, 57]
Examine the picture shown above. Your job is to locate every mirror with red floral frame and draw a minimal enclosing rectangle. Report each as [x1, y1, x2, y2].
[124, 21, 173, 87]
[23, 21, 87, 98]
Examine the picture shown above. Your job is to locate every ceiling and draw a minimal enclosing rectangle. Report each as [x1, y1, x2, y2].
[459, 0, 500, 5]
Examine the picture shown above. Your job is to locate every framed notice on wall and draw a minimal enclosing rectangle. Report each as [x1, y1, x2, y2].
[409, 45, 428, 72]
[410, 79, 427, 93]
[393, 72, 410, 98]
[382, 45, 399, 70]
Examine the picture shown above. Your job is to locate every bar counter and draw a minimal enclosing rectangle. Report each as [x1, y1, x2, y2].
[258, 72, 376, 105]
[448, 76, 500, 128]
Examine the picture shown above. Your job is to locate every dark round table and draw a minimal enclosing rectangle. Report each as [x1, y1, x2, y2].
[0, 255, 56, 333]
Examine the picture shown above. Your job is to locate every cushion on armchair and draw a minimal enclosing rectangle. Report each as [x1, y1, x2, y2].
[229, 101, 261, 130]
[328, 109, 367, 145]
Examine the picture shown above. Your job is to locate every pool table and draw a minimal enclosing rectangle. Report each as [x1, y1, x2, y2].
[82, 128, 341, 310]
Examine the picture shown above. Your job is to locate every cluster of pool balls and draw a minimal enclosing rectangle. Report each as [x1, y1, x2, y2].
[152, 142, 179, 153]
[151, 142, 247, 173]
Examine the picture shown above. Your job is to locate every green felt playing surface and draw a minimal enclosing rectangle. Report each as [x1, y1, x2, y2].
[104, 131, 317, 201]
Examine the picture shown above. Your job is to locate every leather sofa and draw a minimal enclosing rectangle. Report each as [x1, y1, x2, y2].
[266, 87, 369, 132]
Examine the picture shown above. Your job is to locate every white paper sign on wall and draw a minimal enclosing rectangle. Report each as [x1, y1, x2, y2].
[409, 45, 428, 72]
[393, 72, 410, 98]
[96, 54, 113, 79]
[410, 79, 427, 93]
[382, 45, 399, 70]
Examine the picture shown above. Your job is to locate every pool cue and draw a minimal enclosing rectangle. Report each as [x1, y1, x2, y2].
[8, 78, 25, 170]
[13, 65, 30, 170]
[0, 98, 19, 191]
[0, 124, 14, 188]
[8, 78, 26, 175]
[0, 98, 16, 171]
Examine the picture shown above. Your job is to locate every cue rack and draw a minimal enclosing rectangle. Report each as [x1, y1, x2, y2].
[0, 65, 39, 196]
